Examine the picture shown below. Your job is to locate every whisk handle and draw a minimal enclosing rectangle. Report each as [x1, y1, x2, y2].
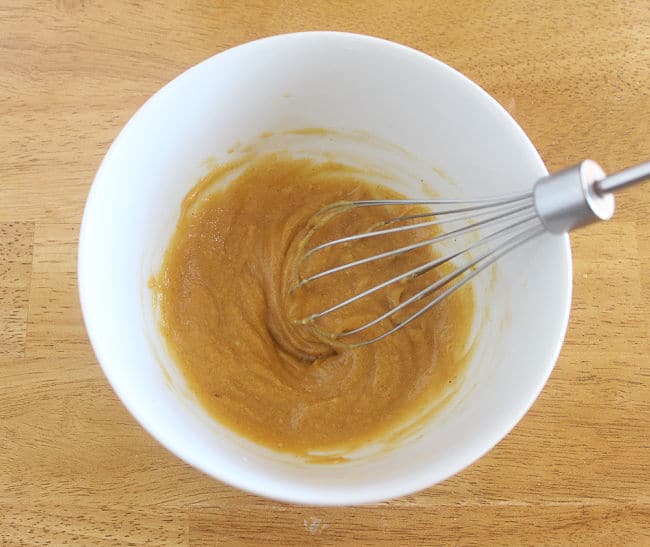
[594, 161, 650, 195]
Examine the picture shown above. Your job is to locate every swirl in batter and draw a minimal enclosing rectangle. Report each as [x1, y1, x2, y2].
[152, 152, 474, 457]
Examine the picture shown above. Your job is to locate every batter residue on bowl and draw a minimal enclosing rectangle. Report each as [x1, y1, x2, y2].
[151, 152, 475, 458]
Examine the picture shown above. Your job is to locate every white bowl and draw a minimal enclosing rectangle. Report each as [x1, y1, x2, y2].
[78, 32, 571, 505]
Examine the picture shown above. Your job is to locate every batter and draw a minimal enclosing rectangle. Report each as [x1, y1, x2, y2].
[152, 152, 474, 456]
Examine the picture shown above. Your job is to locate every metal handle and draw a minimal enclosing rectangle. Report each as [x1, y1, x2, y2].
[595, 161, 650, 195]
[533, 159, 649, 234]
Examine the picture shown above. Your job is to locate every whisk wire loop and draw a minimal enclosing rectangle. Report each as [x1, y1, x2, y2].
[331, 224, 546, 347]
[294, 196, 535, 290]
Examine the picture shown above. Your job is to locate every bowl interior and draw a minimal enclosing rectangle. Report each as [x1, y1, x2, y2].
[79, 32, 571, 505]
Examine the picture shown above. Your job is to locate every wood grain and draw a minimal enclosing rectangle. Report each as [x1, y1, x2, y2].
[0, 223, 34, 358]
[1, 1, 648, 544]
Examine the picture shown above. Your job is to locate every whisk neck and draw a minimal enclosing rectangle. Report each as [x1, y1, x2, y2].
[533, 160, 614, 234]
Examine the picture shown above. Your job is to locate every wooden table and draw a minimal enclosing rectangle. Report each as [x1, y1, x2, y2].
[2, 1, 649, 544]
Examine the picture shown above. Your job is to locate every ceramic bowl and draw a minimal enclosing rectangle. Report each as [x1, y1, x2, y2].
[78, 32, 571, 505]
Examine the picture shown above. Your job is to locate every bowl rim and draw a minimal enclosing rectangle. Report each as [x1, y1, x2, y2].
[78, 30, 572, 505]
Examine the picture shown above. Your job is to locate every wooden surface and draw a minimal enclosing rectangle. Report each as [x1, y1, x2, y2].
[1, 1, 649, 544]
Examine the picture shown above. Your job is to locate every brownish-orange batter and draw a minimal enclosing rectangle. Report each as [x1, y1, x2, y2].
[152, 152, 474, 456]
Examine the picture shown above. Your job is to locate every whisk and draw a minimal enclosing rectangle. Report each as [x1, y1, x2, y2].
[291, 159, 650, 347]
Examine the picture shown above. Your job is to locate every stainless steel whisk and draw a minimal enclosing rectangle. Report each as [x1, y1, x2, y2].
[292, 160, 650, 347]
